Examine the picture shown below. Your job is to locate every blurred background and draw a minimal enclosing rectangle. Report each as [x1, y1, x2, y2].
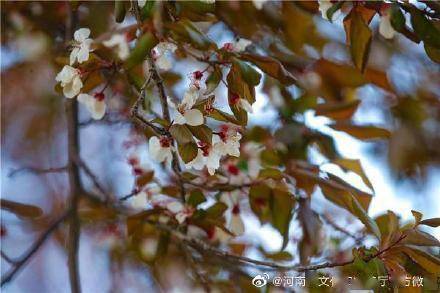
[1, 1, 439, 292]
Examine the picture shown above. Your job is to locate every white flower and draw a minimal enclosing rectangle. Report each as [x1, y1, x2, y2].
[252, 0, 267, 10]
[185, 149, 206, 171]
[240, 99, 253, 113]
[55, 65, 83, 98]
[130, 191, 148, 210]
[137, 0, 147, 8]
[185, 142, 222, 175]
[77, 93, 106, 120]
[103, 34, 130, 60]
[379, 12, 395, 39]
[172, 86, 204, 126]
[209, 226, 232, 243]
[318, 0, 333, 21]
[200, 0, 215, 3]
[220, 191, 245, 236]
[166, 201, 194, 224]
[149, 136, 173, 165]
[152, 42, 177, 71]
[230, 92, 253, 113]
[213, 128, 242, 158]
[70, 28, 93, 65]
[243, 142, 263, 178]
[230, 211, 245, 235]
[222, 38, 252, 53]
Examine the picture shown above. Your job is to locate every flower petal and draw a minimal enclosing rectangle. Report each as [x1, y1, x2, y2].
[74, 28, 91, 42]
[167, 201, 184, 213]
[69, 47, 79, 65]
[230, 214, 245, 236]
[239, 99, 253, 113]
[148, 136, 161, 158]
[184, 109, 204, 126]
[185, 149, 205, 170]
[379, 14, 395, 39]
[174, 111, 186, 125]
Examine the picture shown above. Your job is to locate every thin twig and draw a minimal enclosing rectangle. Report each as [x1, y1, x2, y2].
[146, 57, 186, 202]
[0, 251, 16, 265]
[317, 212, 365, 245]
[8, 166, 68, 178]
[75, 157, 112, 202]
[1, 210, 71, 286]
[181, 245, 211, 292]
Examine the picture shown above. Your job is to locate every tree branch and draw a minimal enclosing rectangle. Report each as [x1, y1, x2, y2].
[146, 220, 407, 273]
[145, 57, 186, 202]
[65, 5, 82, 293]
[8, 166, 68, 178]
[1, 210, 71, 286]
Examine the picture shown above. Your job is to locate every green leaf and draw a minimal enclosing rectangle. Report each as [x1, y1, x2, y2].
[125, 33, 158, 69]
[240, 53, 296, 85]
[349, 9, 372, 72]
[167, 18, 215, 50]
[271, 188, 295, 249]
[411, 210, 423, 226]
[410, 7, 440, 49]
[390, 5, 406, 32]
[136, 170, 154, 188]
[177, 141, 198, 163]
[204, 67, 222, 95]
[401, 246, 440, 274]
[249, 183, 272, 223]
[114, 1, 126, 23]
[320, 185, 380, 238]
[333, 158, 374, 191]
[401, 229, 440, 247]
[326, 1, 344, 22]
[187, 124, 212, 144]
[1, 199, 43, 219]
[140, 0, 155, 21]
[425, 43, 440, 64]
[234, 59, 261, 86]
[349, 193, 381, 239]
[329, 122, 391, 140]
[187, 189, 206, 207]
[314, 100, 361, 120]
[419, 218, 440, 227]
[169, 124, 194, 144]
[205, 202, 228, 219]
[258, 168, 283, 180]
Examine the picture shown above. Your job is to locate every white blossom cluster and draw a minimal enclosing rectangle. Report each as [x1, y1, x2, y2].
[55, 27, 131, 120]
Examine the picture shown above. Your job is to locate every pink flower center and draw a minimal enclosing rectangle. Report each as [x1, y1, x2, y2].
[222, 42, 234, 52]
[198, 141, 211, 156]
[229, 92, 240, 105]
[159, 136, 171, 148]
[193, 70, 203, 80]
[232, 204, 240, 215]
[127, 157, 139, 166]
[94, 92, 105, 101]
[227, 164, 240, 176]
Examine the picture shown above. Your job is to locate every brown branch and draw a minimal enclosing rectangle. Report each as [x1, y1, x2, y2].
[65, 5, 82, 293]
[146, 220, 407, 273]
[146, 57, 186, 202]
[8, 166, 68, 178]
[181, 245, 211, 292]
[1, 210, 71, 286]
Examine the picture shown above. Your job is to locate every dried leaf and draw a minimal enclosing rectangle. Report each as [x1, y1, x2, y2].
[1, 199, 43, 219]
